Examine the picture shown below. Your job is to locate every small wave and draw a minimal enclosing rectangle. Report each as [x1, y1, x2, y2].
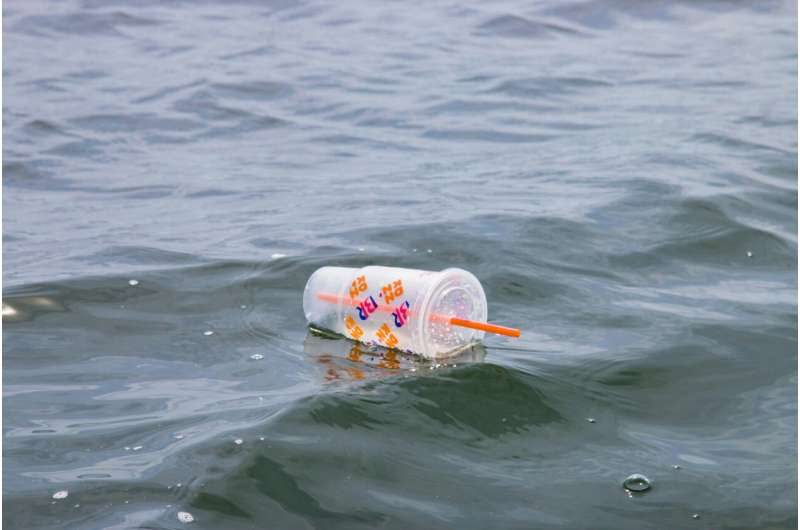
[476, 14, 587, 39]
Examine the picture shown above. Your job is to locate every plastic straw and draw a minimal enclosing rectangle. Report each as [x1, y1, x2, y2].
[316, 292, 521, 338]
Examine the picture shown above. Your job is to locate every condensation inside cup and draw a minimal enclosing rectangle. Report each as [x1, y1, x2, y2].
[423, 273, 487, 357]
[428, 287, 477, 347]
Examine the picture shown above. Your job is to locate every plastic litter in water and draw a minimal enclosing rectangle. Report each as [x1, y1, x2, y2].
[302, 265, 520, 358]
[271, 253, 286, 259]
[586, 418, 596, 423]
[203, 330, 214, 336]
[234, 438, 243, 445]
[177, 511, 194, 523]
[52, 490, 69, 500]
[673, 464, 681, 470]
[128, 279, 139, 286]
[622, 474, 651, 492]
[746, 251, 753, 257]
[692, 514, 700, 520]
[250, 353, 264, 360]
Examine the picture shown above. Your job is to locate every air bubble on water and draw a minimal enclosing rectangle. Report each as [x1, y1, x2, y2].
[587, 418, 596, 423]
[270, 253, 286, 259]
[52, 490, 69, 500]
[177, 511, 194, 523]
[203, 330, 214, 336]
[128, 279, 139, 286]
[250, 353, 264, 360]
[622, 474, 651, 492]
[234, 438, 243, 445]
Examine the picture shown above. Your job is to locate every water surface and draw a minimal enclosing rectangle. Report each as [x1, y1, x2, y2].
[3, 0, 797, 528]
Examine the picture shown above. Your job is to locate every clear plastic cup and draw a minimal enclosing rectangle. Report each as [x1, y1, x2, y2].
[302, 266, 488, 358]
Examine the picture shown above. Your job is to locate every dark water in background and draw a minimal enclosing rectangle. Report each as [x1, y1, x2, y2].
[3, 0, 798, 528]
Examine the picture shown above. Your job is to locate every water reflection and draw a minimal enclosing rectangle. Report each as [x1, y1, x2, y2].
[303, 331, 487, 382]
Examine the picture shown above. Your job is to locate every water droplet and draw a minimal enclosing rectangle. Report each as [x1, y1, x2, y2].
[270, 253, 286, 259]
[203, 330, 214, 336]
[692, 514, 700, 520]
[52, 490, 69, 500]
[177, 511, 194, 523]
[586, 418, 596, 423]
[234, 438, 243, 445]
[673, 464, 681, 470]
[622, 474, 651, 492]
[128, 279, 139, 286]
[250, 353, 264, 360]
[746, 251, 753, 257]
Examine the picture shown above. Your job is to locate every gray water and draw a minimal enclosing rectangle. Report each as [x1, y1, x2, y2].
[3, 1, 797, 528]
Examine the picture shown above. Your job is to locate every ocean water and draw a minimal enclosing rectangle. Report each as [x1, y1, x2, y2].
[3, 0, 797, 528]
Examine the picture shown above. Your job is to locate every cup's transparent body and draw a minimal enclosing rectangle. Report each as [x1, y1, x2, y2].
[302, 266, 488, 358]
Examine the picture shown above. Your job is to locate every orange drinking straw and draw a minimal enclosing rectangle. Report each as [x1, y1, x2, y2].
[316, 292, 521, 338]
[449, 318, 521, 338]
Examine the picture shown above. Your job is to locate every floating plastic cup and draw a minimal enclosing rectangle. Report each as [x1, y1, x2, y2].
[302, 266, 520, 359]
